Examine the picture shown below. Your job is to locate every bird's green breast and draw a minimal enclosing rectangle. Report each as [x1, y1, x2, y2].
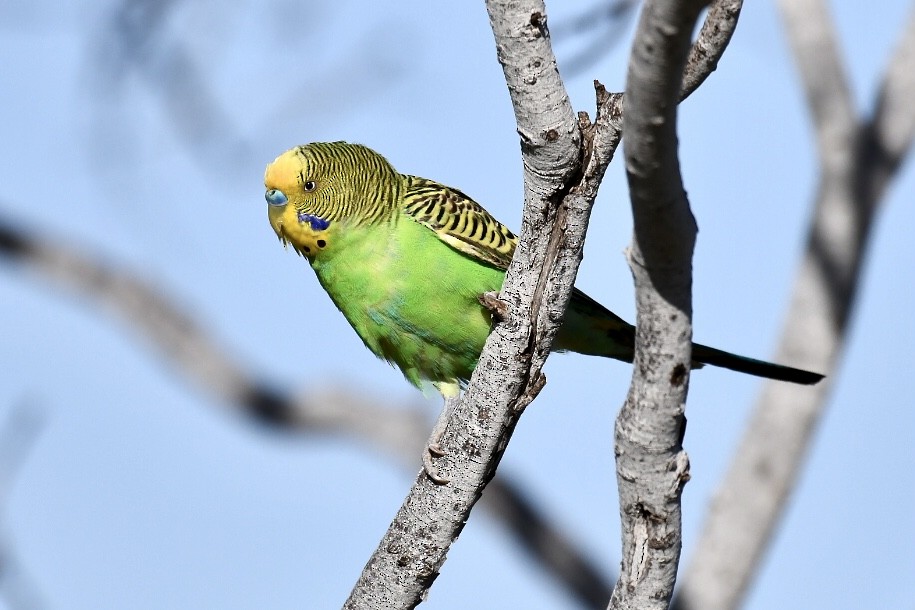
[309, 212, 506, 390]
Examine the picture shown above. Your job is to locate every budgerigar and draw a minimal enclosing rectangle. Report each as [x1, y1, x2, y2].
[264, 142, 824, 398]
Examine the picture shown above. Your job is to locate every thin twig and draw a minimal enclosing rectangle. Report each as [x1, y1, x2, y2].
[680, 0, 744, 101]
[604, 0, 745, 121]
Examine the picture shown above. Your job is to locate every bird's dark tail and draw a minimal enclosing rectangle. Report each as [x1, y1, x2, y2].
[691, 343, 824, 385]
[560, 288, 825, 385]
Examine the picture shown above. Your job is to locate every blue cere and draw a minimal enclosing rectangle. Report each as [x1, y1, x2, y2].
[298, 213, 331, 231]
[265, 189, 288, 206]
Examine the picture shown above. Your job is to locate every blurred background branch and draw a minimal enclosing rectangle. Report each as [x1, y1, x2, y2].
[551, 0, 640, 76]
[680, 2, 915, 608]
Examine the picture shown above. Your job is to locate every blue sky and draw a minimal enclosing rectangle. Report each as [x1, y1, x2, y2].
[1, 1, 913, 608]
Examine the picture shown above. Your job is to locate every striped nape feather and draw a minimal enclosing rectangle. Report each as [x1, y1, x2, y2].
[401, 176, 518, 269]
[287, 141, 402, 225]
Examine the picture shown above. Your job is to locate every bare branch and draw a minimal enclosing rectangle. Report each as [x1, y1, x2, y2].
[679, 2, 915, 608]
[0, 211, 611, 609]
[680, 0, 744, 101]
[608, 0, 708, 608]
[595, 0, 744, 110]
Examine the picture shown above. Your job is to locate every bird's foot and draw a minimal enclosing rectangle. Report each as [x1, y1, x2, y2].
[422, 443, 450, 485]
[421, 391, 459, 485]
[478, 292, 508, 321]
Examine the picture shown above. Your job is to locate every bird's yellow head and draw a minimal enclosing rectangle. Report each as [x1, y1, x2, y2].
[264, 141, 401, 258]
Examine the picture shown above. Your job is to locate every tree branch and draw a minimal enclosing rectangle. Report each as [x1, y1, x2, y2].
[608, 0, 708, 608]
[679, 2, 915, 608]
[680, 0, 744, 101]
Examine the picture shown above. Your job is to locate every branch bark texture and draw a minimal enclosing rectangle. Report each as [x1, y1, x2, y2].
[609, 0, 709, 608]
[680, 0, 743, 100]
[679, 2, 915, 608]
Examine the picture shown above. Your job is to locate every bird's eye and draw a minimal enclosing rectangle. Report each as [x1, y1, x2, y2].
[265, 189, 288, 207]
[304, 180, 317, 192]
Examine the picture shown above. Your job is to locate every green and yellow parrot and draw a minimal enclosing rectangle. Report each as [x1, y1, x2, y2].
[264, 141, 823, 398]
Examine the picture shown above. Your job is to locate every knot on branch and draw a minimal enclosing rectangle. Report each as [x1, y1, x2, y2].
[528, 11, 547, 38]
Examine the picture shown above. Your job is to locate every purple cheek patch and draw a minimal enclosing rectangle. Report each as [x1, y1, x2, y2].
[298, 214, 331, 231]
